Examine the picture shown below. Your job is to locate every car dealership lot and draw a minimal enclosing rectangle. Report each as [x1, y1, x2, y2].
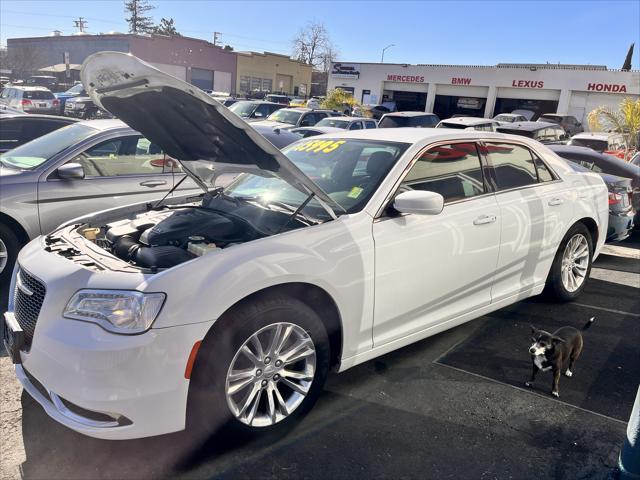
[1, 234, 637, 480]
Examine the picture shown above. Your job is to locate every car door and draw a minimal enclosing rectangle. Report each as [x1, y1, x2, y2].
[482, 141, 573, 302]
[372, 141, 501, 346]
[37, 134, 179, 234]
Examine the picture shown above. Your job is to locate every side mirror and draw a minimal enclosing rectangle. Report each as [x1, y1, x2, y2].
[57, 162, 85, 180]
[393, 190, 444, 215]
[576, 122, 582, 127]
[300, 119, 312, 127]
[253, 111, 264, 118]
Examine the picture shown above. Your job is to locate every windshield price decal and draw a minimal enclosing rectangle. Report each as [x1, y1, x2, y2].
[292, 139, 346, 153]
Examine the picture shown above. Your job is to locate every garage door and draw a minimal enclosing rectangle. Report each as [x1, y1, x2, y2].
[148, 62, 186, 81]
[383, 82, 429, 93]
[568, 92, 588, 127]
[436, 84, 488, 98]
[496, 87, 560, 101]
[214, 71, 232, 94]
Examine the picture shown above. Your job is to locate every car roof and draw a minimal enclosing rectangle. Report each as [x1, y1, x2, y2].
[539, 113, 569, 118]
[498, 121, 559, 131]
[77, 119, 131, 131]
[495, 113, 523, 117]
[384, 111, 436, 117]
[321, 116, 371, 121]
[7, 86, 52, 91]
[0, 113, 78, 122]
[291, 126, 344, 133]
[235, 100, 281, 105]
[571, 132, 618, 140]
[304, 126, 548, 145]
[439, 117, 494, 125]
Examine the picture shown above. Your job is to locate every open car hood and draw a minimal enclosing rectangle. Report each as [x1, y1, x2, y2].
[80, 52, 339, 213]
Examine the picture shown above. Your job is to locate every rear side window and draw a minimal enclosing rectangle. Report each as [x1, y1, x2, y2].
[23, 90, 55, 100]
[0, 119, 24, 151]
[401, 142, 486, 203]
[485, 143, 539, 190]
[365, 121, 377, 129]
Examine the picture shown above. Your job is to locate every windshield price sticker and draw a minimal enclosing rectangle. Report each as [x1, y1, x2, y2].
[292, 140, 346, 154]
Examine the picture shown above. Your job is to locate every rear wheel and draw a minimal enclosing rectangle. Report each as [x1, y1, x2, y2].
[187, 293, 330, 441]
[546, 223, 593, 302]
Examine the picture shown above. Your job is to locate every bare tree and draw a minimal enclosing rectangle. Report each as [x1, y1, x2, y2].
[292, 22, 338, 70]
[124, 0, 155, 34]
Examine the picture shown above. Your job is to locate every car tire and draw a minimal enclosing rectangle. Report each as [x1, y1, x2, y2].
[186, 293, 331, 442]
[0, 223, 22, 289]
[546, 223, 593, 302]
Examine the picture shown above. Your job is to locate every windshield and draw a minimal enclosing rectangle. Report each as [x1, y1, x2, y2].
[494, 115, 515, 122]
[222, 138, 409, 219]
[229, 101, 258, 118]
[539, 115, 562, 124]
[267, 110, 303, 125]
[0, 123, 95, 169]
[316, 118, 349, 128]
[568, 138, 608, 152]
[437, 122, 468, 130]
[65, 84, 85, 95]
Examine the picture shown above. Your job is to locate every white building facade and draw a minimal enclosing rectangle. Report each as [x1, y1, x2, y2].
[328, 62, 640, 128]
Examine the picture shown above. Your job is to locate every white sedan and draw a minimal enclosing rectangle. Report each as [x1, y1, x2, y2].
[4, 53, 609, 441]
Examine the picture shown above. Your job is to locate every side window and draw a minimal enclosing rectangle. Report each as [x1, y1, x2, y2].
[349, 121, 363, 130]
[401, 142, 486, 203]
[533, 154, 554, 182]
[485, 143, 538, 190]
[0, 119, 24, 150]
[71, 136, 167, 177]
[365, 121, 377, 129]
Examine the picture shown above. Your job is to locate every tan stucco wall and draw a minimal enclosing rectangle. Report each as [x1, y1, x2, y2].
[237, 52, 312, 95]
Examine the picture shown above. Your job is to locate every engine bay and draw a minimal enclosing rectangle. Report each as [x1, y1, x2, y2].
[47, 194, 313, 272]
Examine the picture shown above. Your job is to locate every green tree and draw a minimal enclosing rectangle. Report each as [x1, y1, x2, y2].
[588, 97, 640, 155]
[152, 17, 180, 36]
[124, 0, 155, 33]
[320, 89, 362, 115]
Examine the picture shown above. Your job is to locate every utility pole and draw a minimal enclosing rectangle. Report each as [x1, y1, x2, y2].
[73, 17, 88, 33]
[213, 32, 221, 47]
[381, 44, 395, 63]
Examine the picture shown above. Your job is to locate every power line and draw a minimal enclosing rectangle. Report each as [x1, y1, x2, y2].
[73, 17, 88, 33]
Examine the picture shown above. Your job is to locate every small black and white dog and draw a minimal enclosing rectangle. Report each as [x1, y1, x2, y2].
[525, 317, 594, 397]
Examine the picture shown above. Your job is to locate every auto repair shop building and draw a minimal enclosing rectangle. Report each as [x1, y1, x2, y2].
[328, 62, 640, 126]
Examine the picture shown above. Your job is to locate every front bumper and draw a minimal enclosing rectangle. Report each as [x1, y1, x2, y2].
[9, 239, 214, 440]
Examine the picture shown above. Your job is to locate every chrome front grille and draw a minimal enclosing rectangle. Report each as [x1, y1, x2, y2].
[14, 268, 46, 348]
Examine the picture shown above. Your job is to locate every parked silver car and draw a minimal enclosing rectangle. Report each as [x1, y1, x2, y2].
[0, 86, 60, 114]
[0, 119, 198, 285]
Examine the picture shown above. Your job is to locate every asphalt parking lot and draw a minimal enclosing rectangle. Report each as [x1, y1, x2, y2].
[1, 233, 638, 480]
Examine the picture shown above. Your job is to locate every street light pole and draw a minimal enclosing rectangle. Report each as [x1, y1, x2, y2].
[381, 44, 395, 63]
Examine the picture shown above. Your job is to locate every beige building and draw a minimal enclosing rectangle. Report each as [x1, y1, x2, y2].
[236, 51, 312, 97]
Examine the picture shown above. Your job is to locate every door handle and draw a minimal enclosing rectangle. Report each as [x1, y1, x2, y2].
[473, 214, 497, 225]
[548, 197, 564, 206]
[139, 180, 167, 188]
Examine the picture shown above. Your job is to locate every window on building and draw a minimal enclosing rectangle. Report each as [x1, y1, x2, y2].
[240, 76, 251, 93]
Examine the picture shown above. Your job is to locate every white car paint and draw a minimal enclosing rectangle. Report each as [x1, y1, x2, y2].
[5, 54, 609, 441]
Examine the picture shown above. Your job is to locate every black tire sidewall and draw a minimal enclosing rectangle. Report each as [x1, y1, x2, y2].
[0, 223, 21, 286]
[186, 294, 331, 442]
[548, 223, 593, 302]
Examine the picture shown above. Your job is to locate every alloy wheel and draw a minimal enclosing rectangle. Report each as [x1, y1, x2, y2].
[561, 233, 589, 292]
[0, 238, 7, 274]
[225, 322, 316, 427]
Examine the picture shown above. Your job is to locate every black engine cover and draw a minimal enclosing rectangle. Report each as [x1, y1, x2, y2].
[140, 208, 238, 246]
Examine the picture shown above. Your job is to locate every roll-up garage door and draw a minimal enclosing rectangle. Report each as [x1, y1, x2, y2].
[213, 71, 232, 94]
[496, 87, 560, 101]
[383, 82, 429, 93]
[148, 62, 186, 81]
[436, 84, 489, 97]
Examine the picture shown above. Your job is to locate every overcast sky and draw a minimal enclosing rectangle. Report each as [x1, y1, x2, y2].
[1, 1, 638, 69]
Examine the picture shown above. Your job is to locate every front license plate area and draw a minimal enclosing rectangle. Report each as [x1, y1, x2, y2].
[3, 312, 24, 364]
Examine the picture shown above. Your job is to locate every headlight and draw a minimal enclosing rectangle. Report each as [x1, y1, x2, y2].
[63, 290, 165, 334]
[76, 103, 86, 109]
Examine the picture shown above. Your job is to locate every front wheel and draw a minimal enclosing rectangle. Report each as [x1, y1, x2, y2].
[187, 294, 330, 441]
[0, 223, 22, 288]
[546, 223, 593, 302]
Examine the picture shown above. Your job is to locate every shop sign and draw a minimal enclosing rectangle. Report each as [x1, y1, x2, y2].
[511, 80, 545, 88]
[451, 77, 471, 85]
[331, 63, 360, 79]
[587, 83, 627, 92]
[386, 74, 425, 83]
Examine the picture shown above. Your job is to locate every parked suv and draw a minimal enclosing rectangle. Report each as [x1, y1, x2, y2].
[315, 116, 377, 130]
[253, 107, 336, 130]
[379, 112, 440, 128]
[436, 117, 499, 131]
[537, 114, 584, 136]
[0, 86, 59, 114]
[228, 101, 284, 121]
[568, 132, 627, 157]
[64, 94, 111, 119]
